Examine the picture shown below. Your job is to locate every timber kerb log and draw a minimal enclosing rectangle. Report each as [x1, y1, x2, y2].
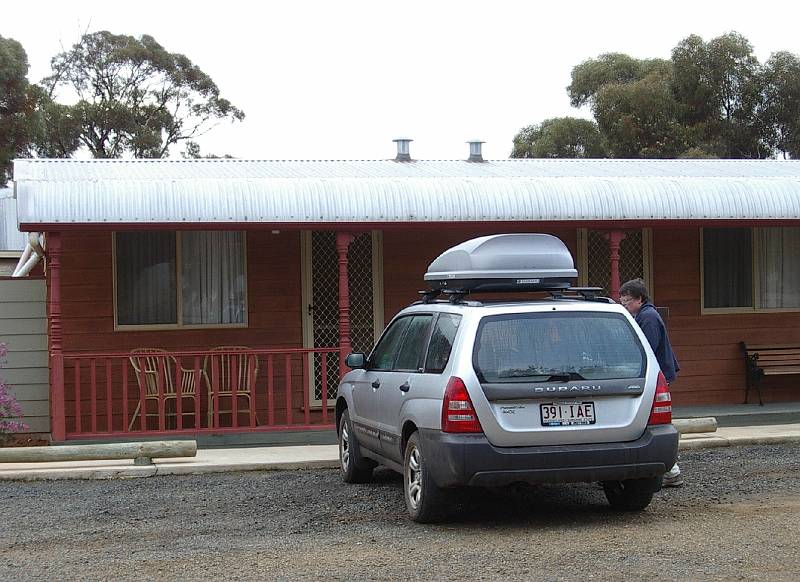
[673, 417, 718, 434]
[0, 440, 197, 466]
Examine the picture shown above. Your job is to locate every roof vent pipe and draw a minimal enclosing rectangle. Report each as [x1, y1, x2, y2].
[393, 138, 413, 162]
[467, 140, 485, 162]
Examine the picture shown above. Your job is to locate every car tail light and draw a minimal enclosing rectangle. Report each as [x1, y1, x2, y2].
[441, 376, 483, 433]
[648, 371, 672, 425]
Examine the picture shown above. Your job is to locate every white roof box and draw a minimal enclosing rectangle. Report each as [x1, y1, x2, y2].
[424, 234, 578, 293]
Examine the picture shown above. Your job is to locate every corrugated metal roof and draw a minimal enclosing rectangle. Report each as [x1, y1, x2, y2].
[13, 158, 800, 225]
[0, 188, 26, 251]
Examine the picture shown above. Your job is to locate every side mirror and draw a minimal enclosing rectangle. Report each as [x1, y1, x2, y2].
[345, 352, 367, 369]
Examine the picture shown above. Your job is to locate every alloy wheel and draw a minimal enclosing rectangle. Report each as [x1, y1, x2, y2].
[340, 421, 350, 471]
[406, 445, 422, 509]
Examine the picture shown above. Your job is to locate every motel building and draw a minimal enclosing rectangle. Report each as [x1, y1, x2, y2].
[2, 141, 799, 443]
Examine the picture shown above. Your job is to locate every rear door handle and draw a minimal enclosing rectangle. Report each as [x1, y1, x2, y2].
[371, 379, 381, 389]
[399, 382, 410, 393]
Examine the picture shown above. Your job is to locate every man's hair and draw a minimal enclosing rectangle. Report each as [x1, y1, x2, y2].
[620, 278, 650, 303]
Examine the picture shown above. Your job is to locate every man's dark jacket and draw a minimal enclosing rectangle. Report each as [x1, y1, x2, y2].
[635, 302, 680, 383]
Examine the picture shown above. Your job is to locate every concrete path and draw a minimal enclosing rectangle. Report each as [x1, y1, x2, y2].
[1, 423, 798, 481]
[679, 423, 800, 449]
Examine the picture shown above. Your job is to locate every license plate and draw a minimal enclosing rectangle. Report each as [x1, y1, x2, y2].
[540, 402, 596, 426]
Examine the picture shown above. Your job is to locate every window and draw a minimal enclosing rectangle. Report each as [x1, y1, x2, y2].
[425, 314, 461, 374]
[473, 312, 645, 383]
[702, 227, 800, 311]
[115, 232, 177, 326]
[758, 228, 800, 308]
[394, 315, 433, 371]
[369, 317, 411, 371]
[114, 231, 247, 328]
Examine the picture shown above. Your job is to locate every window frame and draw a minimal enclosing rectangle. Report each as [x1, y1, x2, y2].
[471, 311, 647, 383]
[700, 226, 800, 314]
[423, 313, 462, 375]
[367, 315, 414, 371]
[112, 231, 249, 330]
[393, 314, 435, 373]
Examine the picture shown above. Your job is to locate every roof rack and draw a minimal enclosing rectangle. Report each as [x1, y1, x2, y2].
[548, 287, 614, 303]
[417, 289, 474, 304]
[416, 286, 613, 305]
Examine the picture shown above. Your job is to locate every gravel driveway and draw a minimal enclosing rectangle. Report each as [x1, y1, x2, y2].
[2, 444, 799, 581]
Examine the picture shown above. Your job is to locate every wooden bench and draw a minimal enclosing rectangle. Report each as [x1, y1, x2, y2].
[740, 342, 800, 405]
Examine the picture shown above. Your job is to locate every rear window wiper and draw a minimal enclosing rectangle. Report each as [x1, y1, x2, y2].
[543, 372, 586, 382]
[495, 368, 547, 380]
[491, 370, 587, 383]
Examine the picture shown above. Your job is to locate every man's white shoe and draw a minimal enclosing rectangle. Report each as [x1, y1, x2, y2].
[663, 463, 684, 487]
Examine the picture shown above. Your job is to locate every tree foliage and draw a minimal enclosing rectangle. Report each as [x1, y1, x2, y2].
[592, 68, 685, 158]
[0, 31, 244, 185]
[763, 51, 800, 158]
[41, 31, 244, 158]
[180, 140, 234, 159]
[568, 53, 671, 108]
[511, 117, 606, 158]
[514, 32, 800, 159]
[0, 36, 40, 186]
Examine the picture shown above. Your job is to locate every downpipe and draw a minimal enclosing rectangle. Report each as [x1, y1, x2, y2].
[12, 232, 44, 277]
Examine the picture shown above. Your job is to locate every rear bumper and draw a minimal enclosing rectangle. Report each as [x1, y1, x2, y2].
[418, 424, 679, 488]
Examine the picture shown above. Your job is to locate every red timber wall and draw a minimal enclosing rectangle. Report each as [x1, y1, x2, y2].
[53, 224, 800, 419]
[653, 227, 800, 405]
[55, 230, 309, 433]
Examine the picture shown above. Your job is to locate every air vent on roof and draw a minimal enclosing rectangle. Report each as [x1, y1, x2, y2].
[467, 140, 485, 162]
[393, 138, 413, 162]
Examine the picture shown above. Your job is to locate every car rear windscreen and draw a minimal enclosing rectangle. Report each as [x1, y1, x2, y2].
[473, 312, 645, 383]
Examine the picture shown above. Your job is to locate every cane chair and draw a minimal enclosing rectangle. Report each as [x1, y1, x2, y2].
[128, 348, 204, 430]
[205, 346, 260, 427]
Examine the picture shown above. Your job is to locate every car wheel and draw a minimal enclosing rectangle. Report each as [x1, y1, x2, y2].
[602, 476, 661, 511]
[403, 432, 446, 523]
[338, 409, 374, 483]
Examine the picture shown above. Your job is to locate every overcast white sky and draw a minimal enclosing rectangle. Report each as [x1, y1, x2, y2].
[5, 0, 800, 160]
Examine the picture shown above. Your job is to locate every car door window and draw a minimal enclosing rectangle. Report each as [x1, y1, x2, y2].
[424, 313, 462, 374]
[394, 315, 434, 371]
[369, 317, 412, 371]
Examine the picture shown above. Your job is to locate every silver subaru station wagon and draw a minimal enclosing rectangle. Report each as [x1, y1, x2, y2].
[335, 234, 678, 522]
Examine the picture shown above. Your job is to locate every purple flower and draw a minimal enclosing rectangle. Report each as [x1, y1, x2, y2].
[0, 342, 29, 436]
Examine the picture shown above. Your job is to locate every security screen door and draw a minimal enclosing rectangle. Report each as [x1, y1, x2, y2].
[301, 231, 384, 405]
[578, 229, 653, 296]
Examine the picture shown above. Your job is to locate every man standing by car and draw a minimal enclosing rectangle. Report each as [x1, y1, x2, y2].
[619, 278, 683, 487]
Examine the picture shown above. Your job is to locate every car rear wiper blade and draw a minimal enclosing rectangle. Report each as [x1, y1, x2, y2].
[545, 372, 586, 382]
[494, 370, 586, 383]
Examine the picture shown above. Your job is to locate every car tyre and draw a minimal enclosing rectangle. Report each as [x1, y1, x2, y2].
[338, 409, 374, 484]
[602, 476, 661, 511]
[403, 432, 447, 523]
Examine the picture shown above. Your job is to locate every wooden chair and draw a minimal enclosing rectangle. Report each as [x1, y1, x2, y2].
[128, 348, 204, 430]
[205, 346, 260, 427]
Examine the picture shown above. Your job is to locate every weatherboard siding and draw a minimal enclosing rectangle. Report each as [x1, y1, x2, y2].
[653, 227, 800, 405]
[0, 278, 49, 433]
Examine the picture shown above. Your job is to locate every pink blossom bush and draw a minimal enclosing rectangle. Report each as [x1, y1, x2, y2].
[0, 343, 28, 437]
